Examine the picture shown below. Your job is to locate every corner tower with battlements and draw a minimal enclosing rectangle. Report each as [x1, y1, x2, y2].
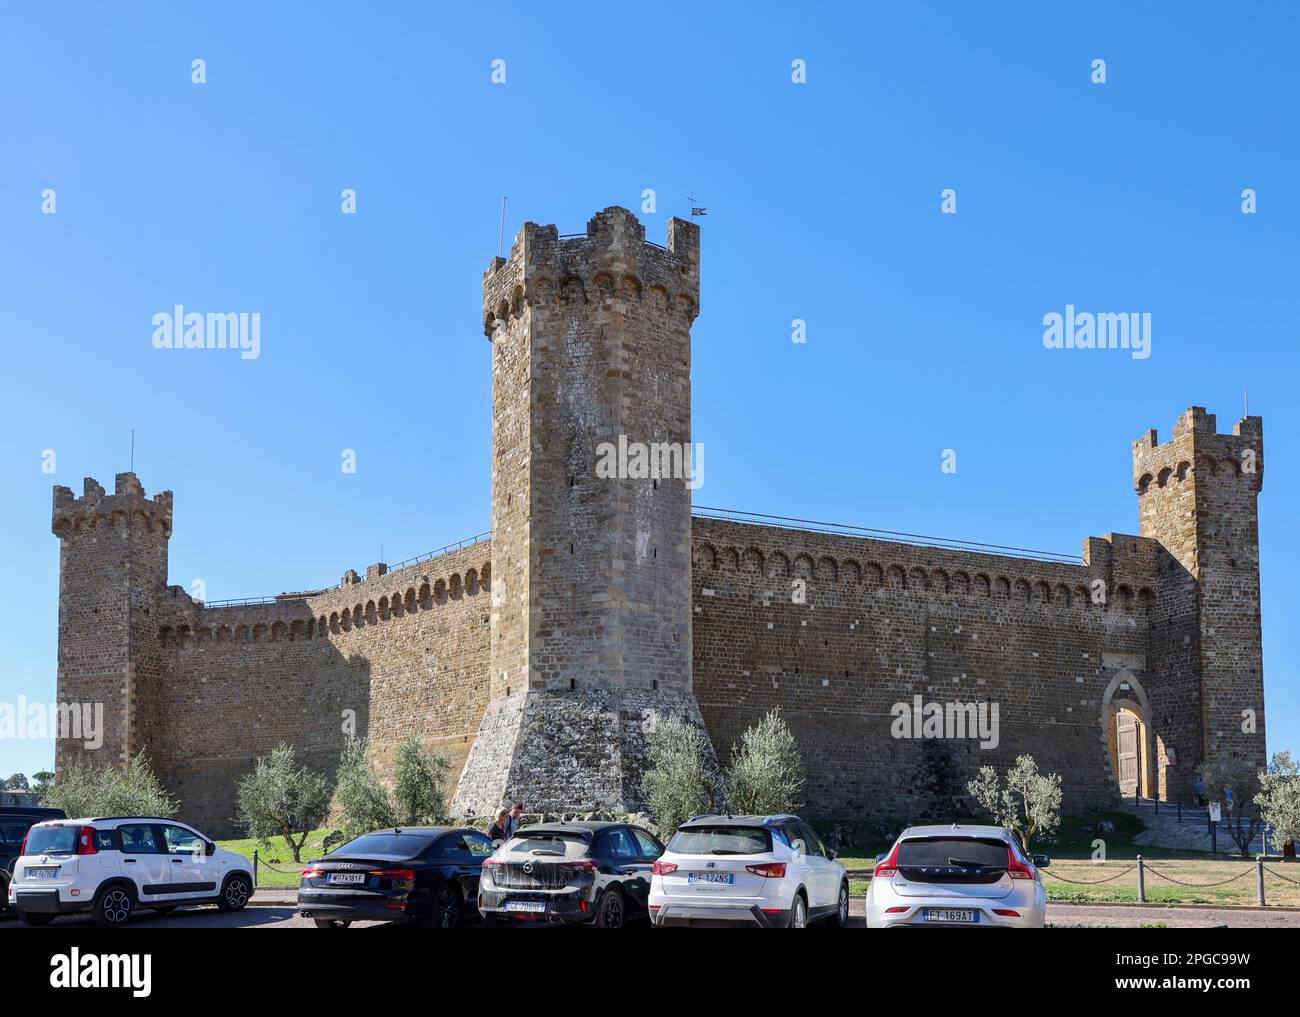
[451, 207, 711, 815]
[51, 473, 172, 773]
[1132, 407, 1266, 794]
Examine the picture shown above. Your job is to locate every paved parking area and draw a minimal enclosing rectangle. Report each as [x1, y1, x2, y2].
[4, 895, 1298, 929]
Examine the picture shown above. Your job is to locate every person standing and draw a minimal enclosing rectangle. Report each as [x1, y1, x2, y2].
[504, 802, 524, 839]
[488, 808, 509, 841]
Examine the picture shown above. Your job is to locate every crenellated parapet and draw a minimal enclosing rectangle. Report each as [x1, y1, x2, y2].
[1133, 406, 1264, 496]
[157, 542, 492, 649]
[482, 206, 700, 338]
[692, 517, 1160, 617]
[52, 472, 173, 539]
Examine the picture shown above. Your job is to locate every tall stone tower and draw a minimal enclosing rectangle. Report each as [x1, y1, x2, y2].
[51, 473, 172, 774]
[1133, 407, 1265, 797]
[452, 206, 710, 815]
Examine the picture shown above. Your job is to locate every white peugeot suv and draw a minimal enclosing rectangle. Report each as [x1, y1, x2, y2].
[648, 814, 850, 928]
[8, 816, 254, 927]
[866, 824, 1049, 928]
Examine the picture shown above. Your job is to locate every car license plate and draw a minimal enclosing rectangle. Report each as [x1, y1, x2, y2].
[687, 872, 734, 884]
[327, 872, 365, 885]
[925, 908, 976, 923]
[506, 900, 546, 913]
[28, 867, 58, 879]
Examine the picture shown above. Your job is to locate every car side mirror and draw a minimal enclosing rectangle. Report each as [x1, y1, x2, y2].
[874, 852, 887, 864]
[491, 839, 503, 849]
[825, 848, 837, 861]
[791, 840, 805, 856]
[205, 841, 216, 856]
[1033, 854, 1051, 868]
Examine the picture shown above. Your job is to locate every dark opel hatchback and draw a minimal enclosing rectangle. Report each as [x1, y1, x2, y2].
[478, 821, 665, 927]
[298, 827, 494, 928]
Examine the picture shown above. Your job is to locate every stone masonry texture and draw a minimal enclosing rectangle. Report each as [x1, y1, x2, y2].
[51, 208, 1267, 837]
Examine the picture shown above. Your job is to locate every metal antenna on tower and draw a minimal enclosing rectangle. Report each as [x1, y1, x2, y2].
[1244, 390, 1249, 416]
[688, 194, 707, 217]
[498, 196, 508, 257]
[130, 429, 135, 472]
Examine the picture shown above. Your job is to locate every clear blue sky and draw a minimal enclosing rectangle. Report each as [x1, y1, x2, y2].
[1, 2, 1296, 779]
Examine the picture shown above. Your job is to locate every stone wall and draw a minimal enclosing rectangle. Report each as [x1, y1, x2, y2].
[689, 517, 1162, 826]
[150, 542, 491, 836]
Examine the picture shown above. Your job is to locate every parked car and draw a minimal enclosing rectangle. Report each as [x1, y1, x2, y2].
[478, 820, 664, 927]
[865, 824, 1049, 928]
[0, 806, 66, 919]
[647, 813, 849, 928]
[298, 826, 495, 928]
[8, 816, 254, 927]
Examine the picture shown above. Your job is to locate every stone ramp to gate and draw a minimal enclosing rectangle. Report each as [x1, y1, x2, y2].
[1117, 797, 1267, 855]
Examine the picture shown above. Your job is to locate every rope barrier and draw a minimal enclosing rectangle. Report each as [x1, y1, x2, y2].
[1042, 865, 1138, 885]
[257, 859, 303, 874]
[1262, 865, 1300, 887]
[1142, 863, 1254, 888]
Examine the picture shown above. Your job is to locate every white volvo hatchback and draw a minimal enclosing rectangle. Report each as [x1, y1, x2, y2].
[648, 814, 850, 928]
[865, 824, 1048, 928]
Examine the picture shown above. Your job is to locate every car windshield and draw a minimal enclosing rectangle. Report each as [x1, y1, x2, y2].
[896, 837, 1009, 868]
[668, 826, 772, 855]
[0, 819, 38, 846]
[23, 825, 77, 855]
[333, 833, 434, 858]
[504, 832, 589, 859]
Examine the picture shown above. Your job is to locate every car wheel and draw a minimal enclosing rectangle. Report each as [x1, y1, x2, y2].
[828, 881, 850, 927]
[595, 886, 625, 929]
[788, 892, 808, 929]
[218, 873, 252, 912]
[92, 885, 134, 928]
[313, 918, 352, 928]
[19, 911, 57, 927]
[428, 885, 462, 929]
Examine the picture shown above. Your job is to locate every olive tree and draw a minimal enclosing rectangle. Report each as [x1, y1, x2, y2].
[393, 736, 451, 826]
[967, 754, 1061, 851]
[725, 709, 805, 816]
[1199, 756, 1262, 857]
[235, 743, 331, 863]
[1254, 751, 1300, 852]
[329, 737, 396, 840]
[40, 751, 177, 819]
[642, 715, 716, 837]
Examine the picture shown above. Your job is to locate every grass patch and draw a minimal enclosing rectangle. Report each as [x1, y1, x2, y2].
[216, 829, 334, 889]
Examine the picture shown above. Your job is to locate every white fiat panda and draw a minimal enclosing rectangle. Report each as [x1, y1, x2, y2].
[8, 816, 254, 927]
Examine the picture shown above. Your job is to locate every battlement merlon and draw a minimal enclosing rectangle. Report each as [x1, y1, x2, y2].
[52, 472, 174, 538]
[1131, 406, 1264, 493]
[482, 206, 700, 337]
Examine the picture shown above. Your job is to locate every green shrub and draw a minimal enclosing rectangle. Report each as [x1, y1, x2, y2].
[725, 709, 805, 815]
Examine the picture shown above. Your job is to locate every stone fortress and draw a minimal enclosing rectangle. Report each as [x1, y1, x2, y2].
[52, 207, 1267, 837]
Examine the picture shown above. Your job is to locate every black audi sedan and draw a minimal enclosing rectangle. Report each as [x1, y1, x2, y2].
[298, 827, 495, 928]
[477, 821, 665, 928]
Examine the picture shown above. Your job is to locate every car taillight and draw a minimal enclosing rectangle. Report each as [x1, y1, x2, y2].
[745, 862, 786, 878]
[1006, 847, 1034, 880]
[483, 857, 503, 869]
[873, 842, 901, 879]
[567, 860, 596, 873]
[885, 906, 910, 914]
[369, 869, 415, 882]
[19, 833, 29, 857]
[993, 909, 1021, 917]
[76, 826, 97, 855]
[651, 860, 678, 876]
[301, 867, 323, 878]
